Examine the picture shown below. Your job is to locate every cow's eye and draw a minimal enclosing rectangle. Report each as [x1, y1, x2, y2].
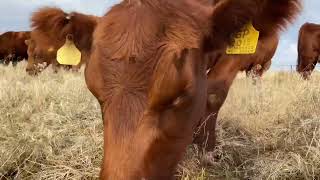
[171, 89, 193, 108]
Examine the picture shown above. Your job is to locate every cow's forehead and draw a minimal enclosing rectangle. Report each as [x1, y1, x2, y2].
[32, 38, 57, 49]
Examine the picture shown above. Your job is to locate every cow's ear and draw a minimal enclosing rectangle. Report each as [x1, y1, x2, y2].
[204, 0, 257, 52]
[205, 0, 301, 52]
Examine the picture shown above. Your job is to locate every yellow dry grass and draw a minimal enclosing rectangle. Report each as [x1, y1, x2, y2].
[1, 62, 320, 180]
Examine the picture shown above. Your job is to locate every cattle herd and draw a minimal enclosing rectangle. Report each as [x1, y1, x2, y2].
[1, 0, 318, 179]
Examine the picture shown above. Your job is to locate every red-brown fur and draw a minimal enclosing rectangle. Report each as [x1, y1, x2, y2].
[198, 0, 279, 78]
[196, 0, 214, 5]
[296, 22, 320, 79]
[26, 7, 99, 75]
[0, 31, 30, 65]
[85, 0, 302, 179]
[193, 0, 301, 159]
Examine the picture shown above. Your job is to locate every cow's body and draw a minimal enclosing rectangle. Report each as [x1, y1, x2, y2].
[297, 22, 320, 79]
[25, 7, 98, 75]
[0, 31, 30, 65]
[83, 0, 301, 179]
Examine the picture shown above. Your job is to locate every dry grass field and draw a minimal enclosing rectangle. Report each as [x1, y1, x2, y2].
[0, 62, 320, 180]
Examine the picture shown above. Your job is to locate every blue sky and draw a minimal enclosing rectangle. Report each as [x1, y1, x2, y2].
[0, 0, 319, 70]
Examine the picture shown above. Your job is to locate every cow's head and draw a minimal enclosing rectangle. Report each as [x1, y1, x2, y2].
[296, 54, 318, 80]
[85, 0, 257, 179]
[25, 36, 56, 75]
[84, 0, 301, 179]
[87, 46, 208, 179]
[25, 7, 99, 75]
[297, 60, 316, 80]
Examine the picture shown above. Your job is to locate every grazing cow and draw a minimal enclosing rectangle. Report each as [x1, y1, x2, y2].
[204, 0, 277, 80]
[296, 22, 320, 79]
[0, 31, 30, 66]
[208, 0, 279, 79]
[25, 7, 98, 75]
[193, 0, 301, 163]
[84, 0, 302, 179]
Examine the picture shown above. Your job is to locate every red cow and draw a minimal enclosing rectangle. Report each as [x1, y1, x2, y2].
[193, 0, 301, 163]
[297, 22, 320, 79]
[204, 0, 277, 80]
[0, 31, 30, 66]
[84, 0, 302, 179]
[25, 7, 99, 75]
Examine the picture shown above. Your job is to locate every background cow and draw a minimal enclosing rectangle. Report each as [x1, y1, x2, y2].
[203, 0, 278, 80]
[193, 0, 301, 164]
[296, 22, 320, 79]
[84, 0, 302, 179]
[25, 7, 99, 75]
[0, 31, 30, 66]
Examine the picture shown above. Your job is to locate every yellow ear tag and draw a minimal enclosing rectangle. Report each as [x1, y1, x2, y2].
[57, 38, 81, 65]
[226, 23, 259, 55]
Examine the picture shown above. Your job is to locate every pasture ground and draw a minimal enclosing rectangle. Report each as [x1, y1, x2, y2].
[0, 62, 320, 180]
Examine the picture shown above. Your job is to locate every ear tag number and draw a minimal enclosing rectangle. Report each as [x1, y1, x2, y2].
[226, 23, 259, 55]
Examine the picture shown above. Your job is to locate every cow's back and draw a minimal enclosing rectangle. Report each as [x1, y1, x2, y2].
[298, 23, 320, 57]
[0, 31, 30, 60]
[0, 32, 14, 58]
